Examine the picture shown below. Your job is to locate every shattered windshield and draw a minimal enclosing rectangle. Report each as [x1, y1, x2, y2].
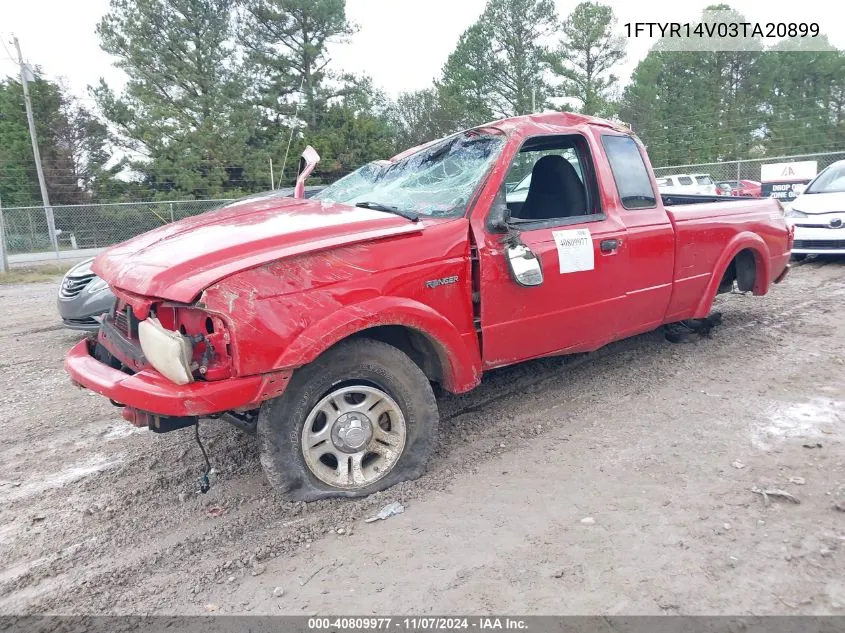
[314, 131, 506, 218]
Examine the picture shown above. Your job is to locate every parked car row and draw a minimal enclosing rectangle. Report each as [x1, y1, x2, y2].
[656, 175, 763, 198]
[655, 173, 718, 196]
[715, 179, 762, 197]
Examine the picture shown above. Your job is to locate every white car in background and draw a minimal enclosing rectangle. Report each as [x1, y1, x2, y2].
[656, 173, 718, 196]
[785, 159, 845, 259]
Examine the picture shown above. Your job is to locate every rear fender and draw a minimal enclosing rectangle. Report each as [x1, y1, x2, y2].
[274, 296, 481, 393]
[693, 232, 771, 318]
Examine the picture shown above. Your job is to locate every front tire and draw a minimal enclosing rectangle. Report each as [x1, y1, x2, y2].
[791, 253, 808, 262]
[257, 338, 439, 501]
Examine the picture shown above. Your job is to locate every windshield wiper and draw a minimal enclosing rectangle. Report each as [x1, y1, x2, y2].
[355, 201, 419, 222]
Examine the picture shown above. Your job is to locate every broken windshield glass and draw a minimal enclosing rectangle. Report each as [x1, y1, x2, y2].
[314, 132, 506, 218]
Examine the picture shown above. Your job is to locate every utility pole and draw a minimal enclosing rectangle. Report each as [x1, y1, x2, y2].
[13, 35, 59, 257]
[0, 196, 9, 274]
[532, 87, 536, 113]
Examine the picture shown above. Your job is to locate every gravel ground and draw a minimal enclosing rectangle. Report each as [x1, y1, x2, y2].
[0, 258, 843, 615]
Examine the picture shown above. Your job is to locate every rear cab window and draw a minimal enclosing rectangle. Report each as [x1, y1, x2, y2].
[601, 135, 657, 209]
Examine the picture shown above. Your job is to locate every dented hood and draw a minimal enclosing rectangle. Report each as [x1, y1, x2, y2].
[93, 195, 423, 303]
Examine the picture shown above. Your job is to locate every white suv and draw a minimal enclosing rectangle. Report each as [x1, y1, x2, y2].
[656, 173, 718, 196]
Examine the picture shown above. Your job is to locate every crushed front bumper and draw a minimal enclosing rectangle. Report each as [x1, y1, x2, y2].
[65, 338, 291, 417]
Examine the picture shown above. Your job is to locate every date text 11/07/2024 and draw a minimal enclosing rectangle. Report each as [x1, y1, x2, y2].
[624, 22, 820, 38]
[307, 617, 528, 631]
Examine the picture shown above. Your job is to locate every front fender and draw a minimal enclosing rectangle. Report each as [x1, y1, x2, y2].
[274, 296, 482, 393]
[693, 231, 771, 319]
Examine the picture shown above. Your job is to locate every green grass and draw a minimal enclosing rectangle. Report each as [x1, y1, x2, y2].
[0, 263, 73, 284]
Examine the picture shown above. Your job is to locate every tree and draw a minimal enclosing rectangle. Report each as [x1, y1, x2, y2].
[272, 78, 395, 186]
[94, 0, 262, 198]
[483, 0, 558, 116]
[619, 5, 765, 165]
[0, 74, 114, 207]
[551, 1, 625, 116]
[757, 35, 845, 155]
[389, 88, 465, 149]
[438, 22, 495, 128]
[439, 0, 558, 120]
[240, 0, 357, 131]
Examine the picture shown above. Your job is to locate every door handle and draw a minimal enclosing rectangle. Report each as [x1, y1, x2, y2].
[600, 239, 620, 253]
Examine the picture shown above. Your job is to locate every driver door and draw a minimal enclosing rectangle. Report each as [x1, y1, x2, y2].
[475, 134, 629, 368]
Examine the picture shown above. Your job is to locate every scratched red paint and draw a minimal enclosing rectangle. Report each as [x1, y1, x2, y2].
[65, 112, 791, 419]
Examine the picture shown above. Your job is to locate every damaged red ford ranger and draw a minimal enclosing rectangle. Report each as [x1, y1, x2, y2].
[65, 112, 792, 500]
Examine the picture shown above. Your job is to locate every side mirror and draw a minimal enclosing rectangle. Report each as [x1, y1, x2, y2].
[487, 190, 511, 233]
[506, 242, 543, 287]
[294, 145, 320, 199]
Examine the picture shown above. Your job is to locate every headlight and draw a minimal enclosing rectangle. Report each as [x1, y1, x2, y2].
[785, 208, 807, 218]
[70, 258, 95, 276]
[138, 317, 194, 385]
[86, 277, 109, 294]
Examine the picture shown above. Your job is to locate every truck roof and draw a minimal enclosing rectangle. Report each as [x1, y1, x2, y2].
[481, 111, 628, 135]
[390, 112, 633, 162]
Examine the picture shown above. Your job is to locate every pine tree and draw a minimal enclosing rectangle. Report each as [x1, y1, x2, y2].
[438, 0, 558, 120]
[551, 1, 625, 116]
[94, 0, 261, 198]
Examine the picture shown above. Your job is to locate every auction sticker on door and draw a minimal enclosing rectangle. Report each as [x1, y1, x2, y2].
[553, 228, 594, 273]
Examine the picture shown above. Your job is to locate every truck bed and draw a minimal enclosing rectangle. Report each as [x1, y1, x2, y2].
[663, 196, 789, 322]
[660, 193, 761, 206]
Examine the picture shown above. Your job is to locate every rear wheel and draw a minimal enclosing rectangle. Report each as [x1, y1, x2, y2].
[257, 338, 439, 501]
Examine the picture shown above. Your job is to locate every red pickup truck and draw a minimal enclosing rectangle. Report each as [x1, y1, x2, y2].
[66, 113, 792, 500]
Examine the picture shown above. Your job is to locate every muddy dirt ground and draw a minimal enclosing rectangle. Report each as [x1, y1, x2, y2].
[1, 259, 844, 616]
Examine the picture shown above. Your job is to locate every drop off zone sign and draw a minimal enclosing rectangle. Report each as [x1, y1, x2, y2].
[761, 160, 817, 201]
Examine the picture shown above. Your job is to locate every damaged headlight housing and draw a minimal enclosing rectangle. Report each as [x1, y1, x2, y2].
[138, 317, 194, 385]
[86, 277, 110, 294]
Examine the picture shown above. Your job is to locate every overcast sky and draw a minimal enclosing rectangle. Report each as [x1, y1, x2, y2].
[1, 0, 842, 106]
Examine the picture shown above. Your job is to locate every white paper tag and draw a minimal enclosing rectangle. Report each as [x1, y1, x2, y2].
[552, 228, 594, 274]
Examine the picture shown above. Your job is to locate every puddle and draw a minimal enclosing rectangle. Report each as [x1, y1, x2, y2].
[752, 397, 843, 450]
[0, 454, 121, 504]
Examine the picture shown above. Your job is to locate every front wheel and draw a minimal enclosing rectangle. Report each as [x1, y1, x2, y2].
[257, 338, 439, 501]
[791, 253, 808, 262]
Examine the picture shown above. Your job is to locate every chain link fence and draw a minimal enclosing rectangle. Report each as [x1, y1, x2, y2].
[653, 151, 845, 186]
[1, 199, 234, 256]
[4, 150, 845, 262]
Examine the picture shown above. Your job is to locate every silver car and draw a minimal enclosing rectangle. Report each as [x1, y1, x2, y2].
[58, 258, 114, 332]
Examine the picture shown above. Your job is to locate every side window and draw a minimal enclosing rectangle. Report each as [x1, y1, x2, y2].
[504, 135, 600, 223]
[677, 176, 693, 186]
[695, 175, 713, 185]
[601, 135, 657, 209]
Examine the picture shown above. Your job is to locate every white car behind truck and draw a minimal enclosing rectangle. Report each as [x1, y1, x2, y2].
[785, 159, 845, 258]
[656, 173, 718, 196]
